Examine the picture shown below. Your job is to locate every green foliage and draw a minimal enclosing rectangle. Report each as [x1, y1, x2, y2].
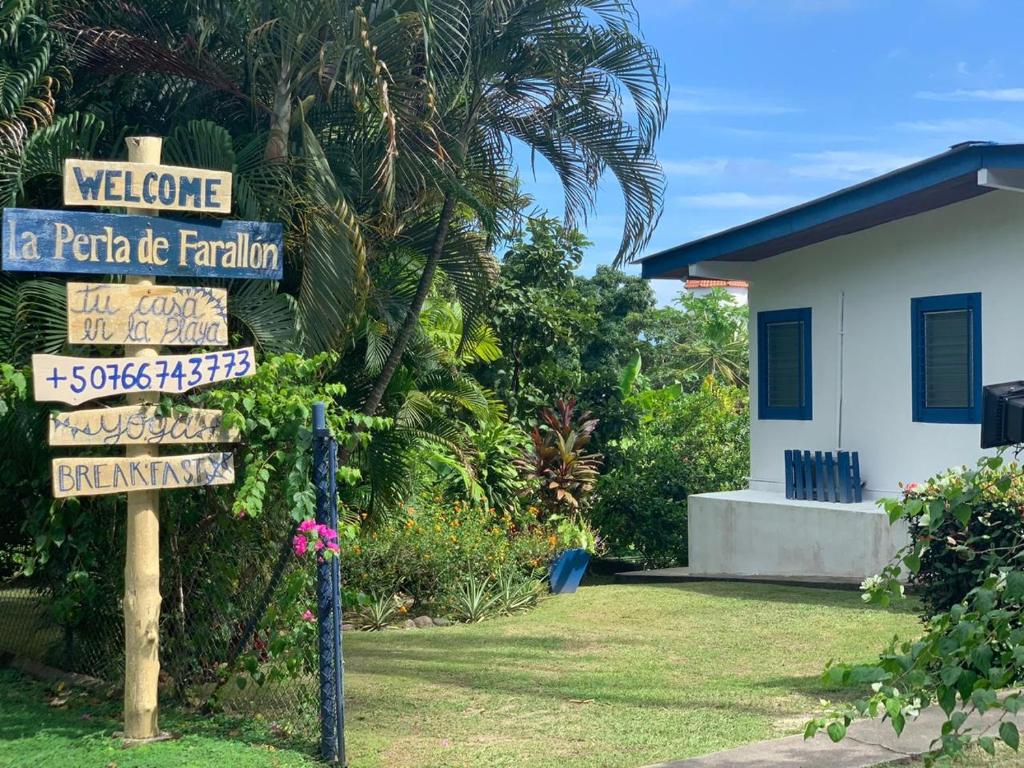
[812, 567, 1024, 764]
[440, 418, 530, 515]
[493, 569, 544, 616]
[815, 455, 1024, 764]
[642, 289, 749, 389]
[356, 592, 402, 631]
[453, 573, 500, 623]
[340, 498, 553, 618]
[478, 217, 594, 416]
[879, 459, 1024, 617]
[592, 383, 750, 567]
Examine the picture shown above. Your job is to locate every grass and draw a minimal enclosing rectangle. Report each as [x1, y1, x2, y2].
[0, 667, 318, 768]
[339, 580, 922, 767]
[7, 580, 1023, 767]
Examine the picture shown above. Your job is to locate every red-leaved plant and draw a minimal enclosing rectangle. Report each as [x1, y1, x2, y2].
[515, 398, 603, 522]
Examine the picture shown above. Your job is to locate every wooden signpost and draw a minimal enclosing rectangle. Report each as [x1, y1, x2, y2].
[32, 348, 256, 405]
[49, 406, 239, 446]
[52, 452, 235, 498]
[64, 159, 233, 214]
[0, 136, 283, 742]
[2, 207, 284, 280]
[67, 283, 229, 346]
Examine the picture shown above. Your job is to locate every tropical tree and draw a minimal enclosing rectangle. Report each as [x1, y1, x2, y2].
[474, 216, 594, 414]
[351, 0, 669, 426]
[675, 289, 749, 387]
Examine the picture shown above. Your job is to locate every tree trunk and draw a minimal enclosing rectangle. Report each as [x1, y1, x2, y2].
[265, 63, 293, 162]
[358, 190, 458, 419]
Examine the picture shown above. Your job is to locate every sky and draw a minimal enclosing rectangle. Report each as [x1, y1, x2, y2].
[515, 0, 1024, 305]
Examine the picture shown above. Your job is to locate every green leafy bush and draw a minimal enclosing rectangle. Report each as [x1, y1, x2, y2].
[340, 498, 553, 618]
[592, 383, 749, 567]
[813, 455, 1024, 763]
[884, 458, 1024, 617]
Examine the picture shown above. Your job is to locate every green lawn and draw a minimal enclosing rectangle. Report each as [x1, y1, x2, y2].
[6, 581, 1019, 768]
[340, 581, 921, 767]
[0, 667, 318, 767]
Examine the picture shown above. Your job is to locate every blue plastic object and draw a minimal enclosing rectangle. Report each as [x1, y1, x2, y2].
[549, 548, 591, 594]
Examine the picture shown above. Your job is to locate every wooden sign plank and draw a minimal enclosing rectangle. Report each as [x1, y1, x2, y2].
[2, 208, 283, 280]
[33, 347, 255, 405]
[52, 452, 235, 498]
[67, 282, 228, 346]
[49, 406, 239, 446]
[64, 159, 232, 214]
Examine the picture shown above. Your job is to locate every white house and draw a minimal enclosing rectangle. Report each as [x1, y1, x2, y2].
[640, 141, 1024, 581]
[684, 278, 749, 305]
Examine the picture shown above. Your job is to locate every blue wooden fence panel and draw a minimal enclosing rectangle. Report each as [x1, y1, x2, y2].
[782, 449, 861, 504]
[2, 207, 283, 280]
[786, 448, 794, 501]
[790, 450, 798, 499]
[852, 453, 863, 503]
[823, 452, 836, 502]
[838, 451, 852, 503]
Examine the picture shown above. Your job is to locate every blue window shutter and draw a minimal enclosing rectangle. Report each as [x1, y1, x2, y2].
[911, 292, 982, 424]
[758, 308, 812, 420]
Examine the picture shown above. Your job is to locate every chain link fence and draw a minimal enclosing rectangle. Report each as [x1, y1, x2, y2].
[0, 504, 321, 741]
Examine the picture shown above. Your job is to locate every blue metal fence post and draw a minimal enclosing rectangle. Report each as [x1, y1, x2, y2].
[313, 402, 346, 764]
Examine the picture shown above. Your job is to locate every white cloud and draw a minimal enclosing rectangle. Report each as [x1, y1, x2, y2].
[789, 150, 921, 181]
[894, 118, 1024, 144]
[915, 88, 1024, 103]
[676, 192, 807, 209]
[668, 87, 798, 116]
[661, 158, 730, 177]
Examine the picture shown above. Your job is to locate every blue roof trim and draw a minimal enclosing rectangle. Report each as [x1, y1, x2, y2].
[640, 143, 1024, 279]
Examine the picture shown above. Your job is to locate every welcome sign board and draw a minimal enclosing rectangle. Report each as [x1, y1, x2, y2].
[3, 208, 283, 280]
[64, 160, 233, 214]
[67, 282, 228, 346]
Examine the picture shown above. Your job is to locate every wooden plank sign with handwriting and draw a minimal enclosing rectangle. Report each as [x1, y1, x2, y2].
[64, 160, 232, 214]
[49, 406, 239, 447]
[52, 452, 235, 498]
[67, 282, 228, 346]
[33, 348, 255, 405]
[2, 208, 283, 280]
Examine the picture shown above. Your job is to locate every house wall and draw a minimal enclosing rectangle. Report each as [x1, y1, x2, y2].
[734, 189, 1024, 497]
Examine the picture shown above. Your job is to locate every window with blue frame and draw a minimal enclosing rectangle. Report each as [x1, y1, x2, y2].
[757, 308, 812, 420]
[911, 292, 982, 424]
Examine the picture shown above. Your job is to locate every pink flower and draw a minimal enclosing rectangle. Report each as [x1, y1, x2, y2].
[905, 482, 919, 493]
[298, 519, 317, 533]
[327, 541, 340, 553]
[315, 539, 325, 551]
[292, 535, 308, 556]
[302, 610, 315, 622]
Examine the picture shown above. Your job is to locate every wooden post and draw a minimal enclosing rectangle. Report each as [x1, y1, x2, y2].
[122, 136, 163, 740]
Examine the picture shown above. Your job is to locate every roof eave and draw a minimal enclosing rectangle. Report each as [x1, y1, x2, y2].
[641, 143, 1024, 280]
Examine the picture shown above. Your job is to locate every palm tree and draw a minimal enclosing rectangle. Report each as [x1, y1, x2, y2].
[49, 0, 668, 420]
[355, 0, 669, 424]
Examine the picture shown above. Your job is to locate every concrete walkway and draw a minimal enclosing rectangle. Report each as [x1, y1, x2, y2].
[643, 706, 1024, 767]
[615, 566, 864, 591]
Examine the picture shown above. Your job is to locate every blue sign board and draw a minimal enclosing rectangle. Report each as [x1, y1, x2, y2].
[2, 208, 283, 280]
